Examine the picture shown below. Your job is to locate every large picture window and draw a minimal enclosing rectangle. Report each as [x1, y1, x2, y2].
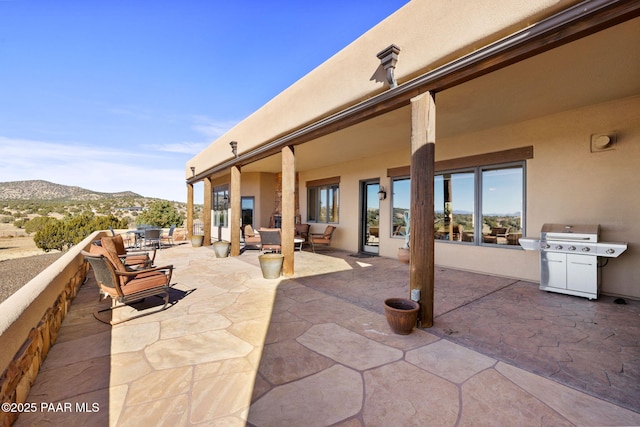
[391, 162, 525, 247]
[307, 178, 340, 223]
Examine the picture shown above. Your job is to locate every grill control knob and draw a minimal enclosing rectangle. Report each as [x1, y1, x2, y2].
[582, 247, 591, 252]
[542, 244, 550, 249]
[568, 246, 576, 251]
[606, 248, 615, 254]
[556, 245, 563, 250]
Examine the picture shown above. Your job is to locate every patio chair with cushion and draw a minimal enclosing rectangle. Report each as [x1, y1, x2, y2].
[310, 225, 336, 252]
[243, 225, 262, 249]
[101, 234, 155, 269]
[294, 223, 310, 243]
[83, 245, 174, 325]
[483, 226, 510, 244]
[259, 228, 281, 253]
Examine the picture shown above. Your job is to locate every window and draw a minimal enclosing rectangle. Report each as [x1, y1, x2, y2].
[434, 171, 475, 242]
[390, 162, 525, 247]
[480, 165, 523, 245]
[307, 178, 340, 223]
[241, 197, 254, 228]
[391, 177, 410, 238]
[213, 185, 229, 228]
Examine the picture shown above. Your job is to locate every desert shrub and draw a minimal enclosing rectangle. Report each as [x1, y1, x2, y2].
[13, 218, 27, 229]
[136, 200, 184, 228]
[24, 216, 57, 234]
[34, 220, 67, 252]
[33, 213, 129, 252]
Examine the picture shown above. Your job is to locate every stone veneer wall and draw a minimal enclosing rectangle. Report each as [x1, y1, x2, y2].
[0, 232, 101, 427]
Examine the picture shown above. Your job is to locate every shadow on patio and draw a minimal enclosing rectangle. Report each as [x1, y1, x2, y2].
[14, 244, 640, 426]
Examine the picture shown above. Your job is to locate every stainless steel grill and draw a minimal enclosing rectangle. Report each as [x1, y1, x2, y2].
[519, 223, 627, 299]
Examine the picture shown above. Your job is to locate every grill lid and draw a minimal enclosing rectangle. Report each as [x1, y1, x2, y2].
[541, 223, 600, 242]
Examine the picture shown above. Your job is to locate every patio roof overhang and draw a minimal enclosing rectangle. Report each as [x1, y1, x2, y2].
[187, 0, 640, 183]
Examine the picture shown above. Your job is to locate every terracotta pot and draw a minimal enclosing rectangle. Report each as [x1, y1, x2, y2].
[258, 253, 284, 279]
[397, 247, 410, 264]
[384, 298, 419, 335]
[213, 241, 230, 258]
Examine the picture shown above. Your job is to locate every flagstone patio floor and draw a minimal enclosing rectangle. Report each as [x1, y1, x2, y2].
[14, 244, 640, 426]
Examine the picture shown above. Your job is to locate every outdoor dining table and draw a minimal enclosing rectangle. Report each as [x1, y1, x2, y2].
[127, 227, 161, 249]
[126, 229, 146, 249]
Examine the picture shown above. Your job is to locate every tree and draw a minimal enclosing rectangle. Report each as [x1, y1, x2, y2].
[33, 213, 129, 252]
[24, 216, 57, 235]
[34, 220, 67, 252]
[136, 201, 184, 228]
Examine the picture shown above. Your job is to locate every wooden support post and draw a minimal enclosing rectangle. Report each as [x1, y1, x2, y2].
[230, 166, 241, 256]
[187, 182, 194, 240]
[282, 146, 295, 276]
[203, 177, 212, 246]
[410, 91, 436, 328]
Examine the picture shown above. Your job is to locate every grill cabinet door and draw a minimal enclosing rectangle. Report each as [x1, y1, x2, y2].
[566, 254, 597, 295]
[541, 252, 566, 289]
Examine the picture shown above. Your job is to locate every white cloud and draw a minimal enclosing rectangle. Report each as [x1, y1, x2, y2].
[0, 136, 190, 202]
[155, 141, 210, 155]
[191, 116, 238, 139]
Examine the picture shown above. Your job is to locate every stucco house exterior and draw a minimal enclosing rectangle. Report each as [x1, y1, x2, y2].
[186, 0, 640, 315]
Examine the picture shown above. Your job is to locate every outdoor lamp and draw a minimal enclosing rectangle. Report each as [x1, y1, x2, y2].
[378, 186, 387, 201]
[230, 141, 238, 158]
[190, 166, 195, 177]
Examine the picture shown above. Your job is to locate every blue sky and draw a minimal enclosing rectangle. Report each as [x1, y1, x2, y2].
[0, 0, 409, 202]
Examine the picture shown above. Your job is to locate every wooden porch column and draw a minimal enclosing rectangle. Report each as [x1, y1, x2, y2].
[230, 166, 241, 256]
[281, 146, 295, 276]
[187, 182, 194, 240]
[410, 91, 436, 328]
[203, 177, 212, 246]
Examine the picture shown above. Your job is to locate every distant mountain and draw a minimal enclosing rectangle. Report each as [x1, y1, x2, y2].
[0, 180, 142, 201]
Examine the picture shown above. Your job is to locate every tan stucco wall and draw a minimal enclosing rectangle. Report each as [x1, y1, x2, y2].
[241, 172, 277, 229]
[435, 95, 640, 298]
[300, 147, 410, 254]
[188, 0, 580, 178]
[297, 95, 640, 298]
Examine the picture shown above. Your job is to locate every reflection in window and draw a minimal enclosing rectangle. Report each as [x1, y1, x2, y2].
[391, 162, 525, 247]
[213, 185, 229, 228]
[434, 172, 475, 242]
[392, 178, 410, 238]
[241, 197, 254, 228]
[481, 166, 523, 245]
[307, 184, 339, 223]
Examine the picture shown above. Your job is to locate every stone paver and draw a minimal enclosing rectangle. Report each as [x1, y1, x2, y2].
[13, 245, 640, 426]
[249, 365, 363, 427]
[297, 323, 403, 370]
[406, 339, 495, 383]
[363, 361, 460, 426]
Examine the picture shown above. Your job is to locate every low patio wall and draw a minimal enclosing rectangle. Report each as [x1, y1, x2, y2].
[0, 231, 102, 427]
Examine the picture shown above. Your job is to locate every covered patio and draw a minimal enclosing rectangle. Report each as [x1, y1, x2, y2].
[15, 244, 640, 426]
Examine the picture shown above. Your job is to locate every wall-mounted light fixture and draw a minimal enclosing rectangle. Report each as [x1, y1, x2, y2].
[591, 132, 617, 152]
[376, 44, 401, 89]
[190, 166, 195, 177]
[378, 185, 387, 201]
[230, 141, 238, 158]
